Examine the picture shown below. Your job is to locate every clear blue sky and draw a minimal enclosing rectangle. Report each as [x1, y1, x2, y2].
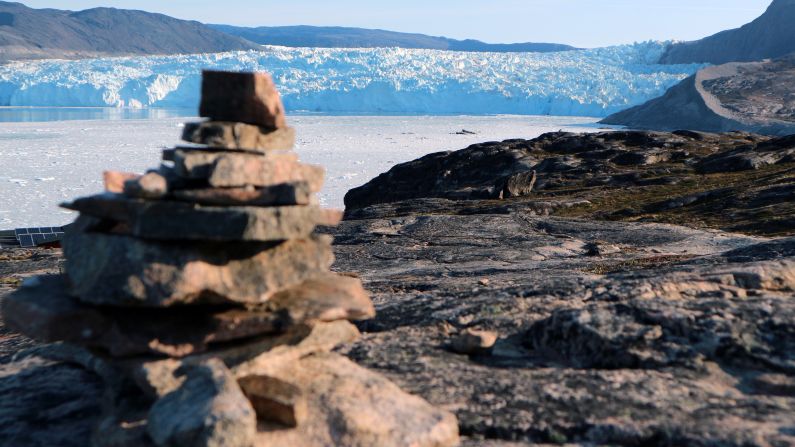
[22, 0, 772, 48]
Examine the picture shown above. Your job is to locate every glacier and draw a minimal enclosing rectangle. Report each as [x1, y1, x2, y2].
[0, 42, 704, 117]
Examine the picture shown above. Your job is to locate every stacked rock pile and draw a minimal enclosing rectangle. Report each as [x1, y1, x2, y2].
[2, 71, 458, 447]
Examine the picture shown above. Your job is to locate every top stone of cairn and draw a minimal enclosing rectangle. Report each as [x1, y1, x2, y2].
[199, 70, 287, 129]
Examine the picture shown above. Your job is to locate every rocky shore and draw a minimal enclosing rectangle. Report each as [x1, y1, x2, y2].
[2, 128, 795, 446]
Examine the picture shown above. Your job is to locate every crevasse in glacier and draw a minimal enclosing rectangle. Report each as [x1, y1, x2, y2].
[0, 42, 704, 116]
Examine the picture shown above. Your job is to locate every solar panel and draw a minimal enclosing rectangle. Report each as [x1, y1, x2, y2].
[2, 226, 66, 248]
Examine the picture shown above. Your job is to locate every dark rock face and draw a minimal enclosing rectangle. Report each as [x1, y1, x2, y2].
[345, 130, 795, 237]
[659, 0, 795, 64]
[0, 354, 104, 446]
[602, 56, 795, 136]
[344, 140, 539, 209]
[0, 2, 258, 62]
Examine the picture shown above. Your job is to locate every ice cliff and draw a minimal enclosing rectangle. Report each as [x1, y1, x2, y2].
[0, 42, 703, 116]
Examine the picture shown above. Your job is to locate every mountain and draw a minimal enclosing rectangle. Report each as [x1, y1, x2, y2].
[600, 55, 795, 136]
[0, 2, 258, 62]
[210, 25, 577, 53]
[660, 0, 795, 64]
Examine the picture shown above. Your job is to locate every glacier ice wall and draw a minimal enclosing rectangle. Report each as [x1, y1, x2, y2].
[0, 42, 703, 117]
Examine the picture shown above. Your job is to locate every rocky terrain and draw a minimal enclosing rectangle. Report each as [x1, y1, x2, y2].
[659, 0, 795, 64]
[601, 57, 795, 136]
[2, 129, 794, 445]
[0, 2, 257, 62]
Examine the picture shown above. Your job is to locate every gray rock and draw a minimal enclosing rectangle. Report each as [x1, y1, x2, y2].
[63, 195, 340, 241]
[147, 359, 256, 447]
[500, 170, 536, 199]
[0, 354, 104, 447]
[64, 222, 335, 306]
[199, 70, 286, 129]
[181, 122, 295, 152]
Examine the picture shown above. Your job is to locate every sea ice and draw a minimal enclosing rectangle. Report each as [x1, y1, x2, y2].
[0, 114, 607, 227]
[0, 43, 703, 116]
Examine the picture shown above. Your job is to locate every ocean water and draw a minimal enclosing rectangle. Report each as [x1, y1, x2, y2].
[0, 111, 607, 227]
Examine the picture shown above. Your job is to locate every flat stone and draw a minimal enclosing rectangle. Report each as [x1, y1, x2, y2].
[2, 275, 368, 357]
[63, 194, 339, 241]
[208, 154, 325, 192]
[147, 359, 256, 447]
[253, 353, 460, 447]
[199, 70, 286, 128]
[238, 375, 307, 427]
[64, 221, 335, 306]
[171, 183, 313, 207]
[172, 149, 297, 180]
[182, 122, 295, 152]
[104, 171, 140, 193]
[123, 171, 168, 199]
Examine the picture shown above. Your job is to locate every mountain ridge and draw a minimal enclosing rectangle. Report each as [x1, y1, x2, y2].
[0, 1, 259, 61]
[210, 24, 578, 53]
[660, 0, 795, 64]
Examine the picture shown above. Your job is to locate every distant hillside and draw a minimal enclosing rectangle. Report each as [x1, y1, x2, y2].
[660, 0, 795, 64]
[601, 55, 795, 136]
[0, 2, 258, 62]
[210, 25, 578, 53]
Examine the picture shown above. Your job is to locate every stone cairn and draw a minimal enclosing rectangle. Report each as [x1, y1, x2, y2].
[2, 71, 459, 447]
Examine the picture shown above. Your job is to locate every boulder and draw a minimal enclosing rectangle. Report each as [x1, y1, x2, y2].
[199, 70, 286, 129]
[64, 226, 335, 307]
[181, 122, 295, 152]
[147, 359, 256, 447]
[252, 353, 460, 447]
[450, 329, 498, 355]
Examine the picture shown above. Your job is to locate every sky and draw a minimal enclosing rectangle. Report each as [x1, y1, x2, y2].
[21, 0, 772, 48]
